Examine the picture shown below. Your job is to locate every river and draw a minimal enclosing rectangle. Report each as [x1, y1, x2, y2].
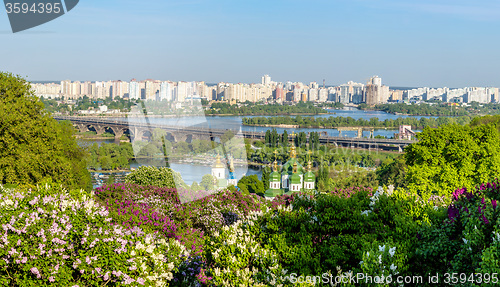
[83, 107, 434, 188]
[105, 107, 432, 138]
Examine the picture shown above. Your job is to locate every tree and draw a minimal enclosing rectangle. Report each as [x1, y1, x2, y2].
[265, 130, 271, 147]
[175, 142, 190, 154]
[124, 166, 187, 189]
[271, 129, 279, 148]
[404, 123, 500, 200]
[200, 174, 216, 191]
[282, 130, 288, 147]
[0, 72, 90, 189]
[261, 166, 271, 190]
[221, 130, 235, 143]
[376, 155, 407, 188]
[237, 175, 264, 196]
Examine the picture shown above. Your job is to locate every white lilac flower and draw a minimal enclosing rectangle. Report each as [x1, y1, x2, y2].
[463, 238, 468, 244]
[389, 246, 396, 257]
[379, 245, 386, 252]
[377, 186, 384, 194]
[390, 264, 397, 272]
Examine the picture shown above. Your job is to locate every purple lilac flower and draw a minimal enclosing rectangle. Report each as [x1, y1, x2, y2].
[448, 205, 460, 223]
[493, 200, 497, 209]
[482, 214, 490, 224]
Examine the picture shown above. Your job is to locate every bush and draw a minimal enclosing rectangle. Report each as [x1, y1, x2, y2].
[0, 184, 188, 286]
[125, 166, 187, 189]
[414, 179, 500, 281]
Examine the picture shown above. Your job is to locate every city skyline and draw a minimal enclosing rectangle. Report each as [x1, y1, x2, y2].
[33, 74, 500, 105]
[2, 1, 500, 87]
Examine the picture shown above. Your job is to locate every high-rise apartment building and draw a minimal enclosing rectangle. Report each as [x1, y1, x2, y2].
[365, 76, 389, 105]
[261, 74, 272, 86]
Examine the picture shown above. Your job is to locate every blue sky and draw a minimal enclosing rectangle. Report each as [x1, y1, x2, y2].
[1, 0, 499, 87]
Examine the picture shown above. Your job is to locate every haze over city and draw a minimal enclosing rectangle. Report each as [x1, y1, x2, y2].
[1, 0, 500, 87]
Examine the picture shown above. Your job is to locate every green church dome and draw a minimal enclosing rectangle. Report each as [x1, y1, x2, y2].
[282, 158, 304, 175]
[304, 171, 315, 182]
[290, 173, 302, 184]
[270, 171, 281, 182]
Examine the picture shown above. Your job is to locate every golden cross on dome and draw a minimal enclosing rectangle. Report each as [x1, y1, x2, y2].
[291, 131, 297, 138]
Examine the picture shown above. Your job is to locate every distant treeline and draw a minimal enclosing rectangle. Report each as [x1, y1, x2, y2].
[205, 102, 327, 115]
[242, 115, 474, 129]
[361, 102, 500, 116]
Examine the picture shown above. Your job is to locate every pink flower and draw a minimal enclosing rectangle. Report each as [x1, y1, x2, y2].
[48, 276, 55, 282]
[30, 267, 41, 278]
[123, 277, 135, 284]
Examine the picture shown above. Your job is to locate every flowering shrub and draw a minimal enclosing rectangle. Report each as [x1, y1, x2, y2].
[94, 183, 267, 284]
[0, 184, 188, 286]
[203, 209, 286, 286]
[359, 243, 403, 287]
[222, 211, 239, 226]
[329, 186, 374, 198]
[414, 179, 500, 278]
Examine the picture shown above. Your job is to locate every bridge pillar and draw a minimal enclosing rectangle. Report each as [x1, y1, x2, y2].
[94, 125, 106, 135]
[132, 128, 146, 141]
[76, 124, 88, 133]
[174, 133, 188, 143]
[112, 128, 124, 140]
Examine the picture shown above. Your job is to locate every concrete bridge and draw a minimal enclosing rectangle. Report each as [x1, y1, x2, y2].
[54, 116, 415, 152]
[337, 127, 375, 138]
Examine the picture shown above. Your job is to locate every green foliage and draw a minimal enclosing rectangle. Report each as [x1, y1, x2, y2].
[371, 103, 470, 116]
[376, 155, 407, 188]
[206, 102, 325, 116]
[323, 168, 379, 191]
[0, 72, 90, 190]
[87, 142, 134, 170]
[413, 180, 500, 284]
[248, 186, 426, 282]
[237, 175, 265, 196]
[242, 114, 473, 129]
[42, 95, 134, 114]
[200, 174, 216, 191]
[404, 123, 500, 200]
[124, 166, 187, 189]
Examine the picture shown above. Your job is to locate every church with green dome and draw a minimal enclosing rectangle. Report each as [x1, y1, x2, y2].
[265, 141, 316, 198]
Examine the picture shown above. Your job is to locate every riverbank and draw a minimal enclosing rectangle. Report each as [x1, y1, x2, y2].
[61, 111, 330, 118]
[242, 123, 396, 130]
[76, 135, 130, 141]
